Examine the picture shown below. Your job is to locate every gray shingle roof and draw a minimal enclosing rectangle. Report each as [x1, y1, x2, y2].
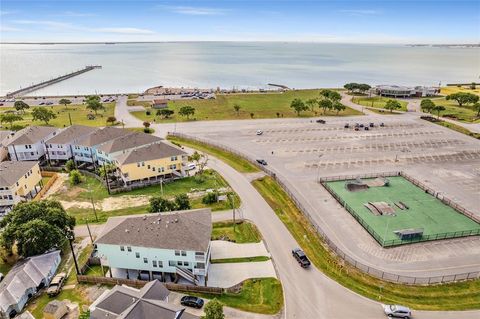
[46, 125, 98, 144]
[0, 251, 60, 314]
[0, 161, 38, 187]
[114, 142, 186, 166]
[91, 280, 197, 319]
[97, 132, 162, 154]
[0, 131, 13, 146]
[95, 209, 211, 252]
[76, 127, 131, 147]
[7, 126, 57, 146]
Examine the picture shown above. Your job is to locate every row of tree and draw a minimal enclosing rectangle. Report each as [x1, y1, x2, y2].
[290, 89, 346, 116]
[445, 92, 479, 107]
[343, 83, 372, 94]
[420, 99, 446, 118]
[154, 105, 196, 120]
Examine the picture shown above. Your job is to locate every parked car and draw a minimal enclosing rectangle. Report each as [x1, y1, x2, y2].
[380, 122, 385, 127]
[316, 119, 326, 124]
[369, 122, 375, 127]
[364, 126, 369, 131]
[359, 123, 364, 128]
[354, 126, 360, 131]
[344, 123, 349, 128]
[46, 272, 66, 296]
[38, 102, 45, 105]
[0, 273, 4, 282]
[256, 130, 263, 135]
[292, 248, 311, 268]
[181, 296, 204, 309]
[0, 103, 3, 106]
[383, 304, 411, 318]
[256, 159, 267, 165]
[185, 163, 196, 171]
[46, 101, 53, 105]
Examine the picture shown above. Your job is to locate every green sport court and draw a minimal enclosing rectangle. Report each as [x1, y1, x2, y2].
[324, 176, 480, 246]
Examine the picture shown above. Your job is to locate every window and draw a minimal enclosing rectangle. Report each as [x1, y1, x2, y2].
[170, 156, 177, 161]
[195, 252, 204, 257]
[141, 162, 145, 167]
[127, 247, 132, 252]
[147, 165, 151, 169]
[120, 246, 124, 251]
[152, 260, 157, 267]
[169, 261, 176, 266]
[152, 167, 156, 171]
[175, 250, 180, 256]
[158, 261, 163, 268]
[135, 252, 140, 258]
[195, 262, 205, 269]
[143, 257, 148, 263]
[137, 163, 140, 167]
[184, 262, 189, 267]
[177, 261, 183, 266]
[181, 251, 187, 256]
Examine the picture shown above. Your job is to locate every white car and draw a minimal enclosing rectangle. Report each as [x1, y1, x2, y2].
[256, 130, 263, 135]
[186, 163, 196, 171]
[383, 304, 411, 319]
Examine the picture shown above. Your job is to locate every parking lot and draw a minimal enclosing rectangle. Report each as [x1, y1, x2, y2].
[177, 114, 480, 278]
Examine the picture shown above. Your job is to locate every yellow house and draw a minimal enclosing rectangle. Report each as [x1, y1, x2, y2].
[0, 161, 42, 214]
[113, 142, 187, 185]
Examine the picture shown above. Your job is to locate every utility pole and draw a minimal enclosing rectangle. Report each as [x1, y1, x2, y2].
[229, 194, 236, 231]
[103, 162, 111, 194]
[68, 236, 81, 276]
[85, 219, 94, 244]
[90, 193, 98, 222]
[68, 113, 72, 126]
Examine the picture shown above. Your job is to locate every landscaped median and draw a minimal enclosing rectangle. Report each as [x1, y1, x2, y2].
[173, 134, 480, 311]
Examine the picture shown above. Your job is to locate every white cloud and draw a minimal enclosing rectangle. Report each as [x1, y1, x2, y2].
[158, 5, 228, 16]
[58, 11, 96, 17]
[94, 27, 155, 35]
[0, 26, 22, 32]
[14, 20, 74, 29]
[0, 10, 16, 16]
[340, 9, 381, 16]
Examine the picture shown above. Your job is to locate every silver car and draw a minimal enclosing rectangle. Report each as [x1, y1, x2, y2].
[383, 304, 411, 319]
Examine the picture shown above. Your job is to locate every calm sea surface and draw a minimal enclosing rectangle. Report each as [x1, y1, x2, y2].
[1, 42, 479, 96]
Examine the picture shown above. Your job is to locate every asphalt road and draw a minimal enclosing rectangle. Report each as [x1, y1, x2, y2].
[113, 96, 480, 319]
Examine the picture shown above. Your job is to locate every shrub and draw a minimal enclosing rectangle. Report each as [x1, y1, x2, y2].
[69, 170, 83, 185]
[202, 192, 218, 204]
[146, 110, 151, 116]
[174, 193, 191, 210]
[148, 196, 175, 213]
[65, 159, 75, 172]
[194, 175, 206, 184]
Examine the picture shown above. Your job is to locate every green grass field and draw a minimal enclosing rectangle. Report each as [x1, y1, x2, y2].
[131, 90, 362, 123]
[0, 103, 115, 129]
[325, 176, 480, 245]
[351, 96, 408, 111]
[430, 98, 480, 123]
[211, 220, 262, 243]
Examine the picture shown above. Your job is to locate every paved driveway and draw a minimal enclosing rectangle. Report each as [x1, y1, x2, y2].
[208, 261, 277, 288]
[211, 241, 270, 259]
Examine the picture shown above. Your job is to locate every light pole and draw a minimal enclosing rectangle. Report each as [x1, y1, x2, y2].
[316, 154, 323, 183]
[68, 235, 81, 276]
[85, 218, 94, 244]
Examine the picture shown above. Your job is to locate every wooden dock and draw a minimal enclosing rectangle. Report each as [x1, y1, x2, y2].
[6, 65, 102, 97]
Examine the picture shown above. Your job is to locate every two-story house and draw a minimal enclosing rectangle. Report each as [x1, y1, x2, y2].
[44, 125, 99, 162]
[0, 131, 14, 161]
[95, 209, 212, 286]
[113, 141, 187, 185]
[72, 127, 131, 165]
[0, 161, 42, 215]
[7, 126, 57, 161]
[95, 132, 162, 165]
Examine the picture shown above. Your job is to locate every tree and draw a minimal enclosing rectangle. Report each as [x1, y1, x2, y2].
[59, 98, 72, 110]
[233, 104, 241, 116]
[384, 99, 402, 113]
[433, 105, 446, 119]
[473, 102, 480, 117]
[305, 98, 317, 112]
[318, 99, 333, 114]
[446, 92, 479, 107]
[0, 200, 75, 257]
[174, 193, 191, 210]
[202, 299, 224, 319]
[31, 107, 57, 125]
[85, 95, 105, 115]
[358, 84, 371, 94]
[344, 83, 357, 93]
[69, 169, 83, 185]
[148, 196, 176, 213]
[156, 108, 174, 119]
[420, 99, 435, 114]
[97, 163, 116, 179]
[106, 116, 117, 125]
[332, 101, 346, 114]
[0, 113, 23, 129]
[189, 151, 202, 169]
[202, 192, 218, 204]
[178, 106, 195, 119]
[14, 100, 29, 114]
[290, 98, 308, 116]
[250, 112, 254, 119]
[65, 159, 76, 172]
[319, 89, 341, 103]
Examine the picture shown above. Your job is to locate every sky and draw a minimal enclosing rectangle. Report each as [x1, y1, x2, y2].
[0, 0, 479, 43]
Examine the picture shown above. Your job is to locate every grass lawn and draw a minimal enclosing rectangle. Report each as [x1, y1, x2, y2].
[368, 108, 402, 115]
[212, 220, 262, 243]
[83, 265, 109, 276]
[68, 205, 149, 225]
[0, 103, 115, 130]
[126, 127, 155, 134]
[167, 135, 259, 173]
[41, 176, 52, 186]
[211, 256, 270, 264]
[325, 177, 480, 246]
[429, 120, 480, 140]
[27, 285, 91, 318]
[429, 98, 480, 123]
[351, 96, 408, 111]
[195, 278, 283, 314]
[130, 89, 362, 123]
[253, 176, 480, 310]
[440, 86, 480, 96]
[127, 99, 151, 108]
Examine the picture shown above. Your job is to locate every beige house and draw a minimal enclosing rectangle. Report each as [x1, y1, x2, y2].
[0, 161, 42, 215]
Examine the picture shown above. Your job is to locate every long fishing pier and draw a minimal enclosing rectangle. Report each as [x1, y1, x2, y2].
[6, 65, 102, 97]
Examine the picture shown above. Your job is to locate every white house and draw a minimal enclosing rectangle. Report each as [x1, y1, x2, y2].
[95, 209, 212, 286]
[72, 127, 131, 165]
[95, 132, 162, 165]
[45, 125, 98, 162]
[0, 250, 61, 319]
[7, 126, 58, 161]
